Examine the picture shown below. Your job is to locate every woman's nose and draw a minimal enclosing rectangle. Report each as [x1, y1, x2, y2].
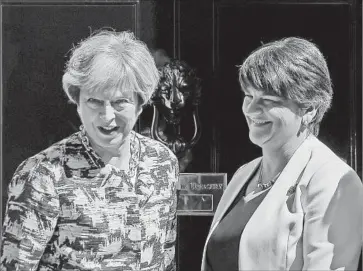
[100, 103, 115, 121]
[243, 97, 262, 114]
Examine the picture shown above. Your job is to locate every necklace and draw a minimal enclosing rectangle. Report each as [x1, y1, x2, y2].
[257, 162, 281, 190]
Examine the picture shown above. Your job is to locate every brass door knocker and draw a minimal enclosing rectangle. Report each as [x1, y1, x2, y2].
[150, 60, 202, 170]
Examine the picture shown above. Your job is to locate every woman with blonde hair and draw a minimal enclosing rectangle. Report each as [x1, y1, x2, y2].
[1, 29, 178, 271]
[202, 37, 362, 271]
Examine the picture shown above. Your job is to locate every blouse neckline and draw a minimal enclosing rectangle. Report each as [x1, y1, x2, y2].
[77, 128, 140, 178]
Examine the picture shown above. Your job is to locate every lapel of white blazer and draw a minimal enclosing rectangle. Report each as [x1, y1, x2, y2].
[211, 136, 316, 231]
[202, 136, 316, 271]
[201, 158, 262, 271]
[237, 136, 315, 268]
[259, 135, 315, 203]
[210, 158, 262, 229]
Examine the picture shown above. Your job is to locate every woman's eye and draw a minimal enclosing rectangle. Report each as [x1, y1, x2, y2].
[113, 99, 130, 105]
[111, 99, 131, 109]
[87, 98, 103, 107]
[262, 98, 279, 104]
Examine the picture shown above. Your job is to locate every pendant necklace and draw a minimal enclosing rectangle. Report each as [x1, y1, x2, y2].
[257, 162, 281, 190]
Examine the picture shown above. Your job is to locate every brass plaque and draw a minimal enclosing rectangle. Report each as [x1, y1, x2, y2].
[177, 173, 227, 216]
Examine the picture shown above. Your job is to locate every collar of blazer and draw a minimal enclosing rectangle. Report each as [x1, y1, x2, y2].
[210, 135, 317, 230]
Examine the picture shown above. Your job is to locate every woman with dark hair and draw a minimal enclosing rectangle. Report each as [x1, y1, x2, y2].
[201, 37, 362, 270]
[1, 30, 178, 271]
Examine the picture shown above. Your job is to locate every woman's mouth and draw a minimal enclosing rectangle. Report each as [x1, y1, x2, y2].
[98, 126, 120, 135]
[250, 118, 271, 126]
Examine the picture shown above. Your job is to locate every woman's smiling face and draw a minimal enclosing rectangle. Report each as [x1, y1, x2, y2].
[78, 87, 142, 152]
[242, 85, 303, 149]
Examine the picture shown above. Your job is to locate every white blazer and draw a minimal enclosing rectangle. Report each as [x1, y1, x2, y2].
[201, 136, 363, 270]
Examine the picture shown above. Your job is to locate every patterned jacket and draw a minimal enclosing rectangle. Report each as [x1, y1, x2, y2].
[1, 131, 179, 271]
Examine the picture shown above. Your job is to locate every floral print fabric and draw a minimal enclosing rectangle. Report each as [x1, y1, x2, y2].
[1, 131, 178, 271]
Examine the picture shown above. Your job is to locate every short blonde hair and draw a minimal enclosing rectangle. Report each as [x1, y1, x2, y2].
[62, 29, 159, 106]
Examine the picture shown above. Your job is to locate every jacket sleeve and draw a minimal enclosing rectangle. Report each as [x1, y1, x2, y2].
[302, 161, 363, 271]
[0, 158, 60, 271]
[164, 155, 179, 271]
